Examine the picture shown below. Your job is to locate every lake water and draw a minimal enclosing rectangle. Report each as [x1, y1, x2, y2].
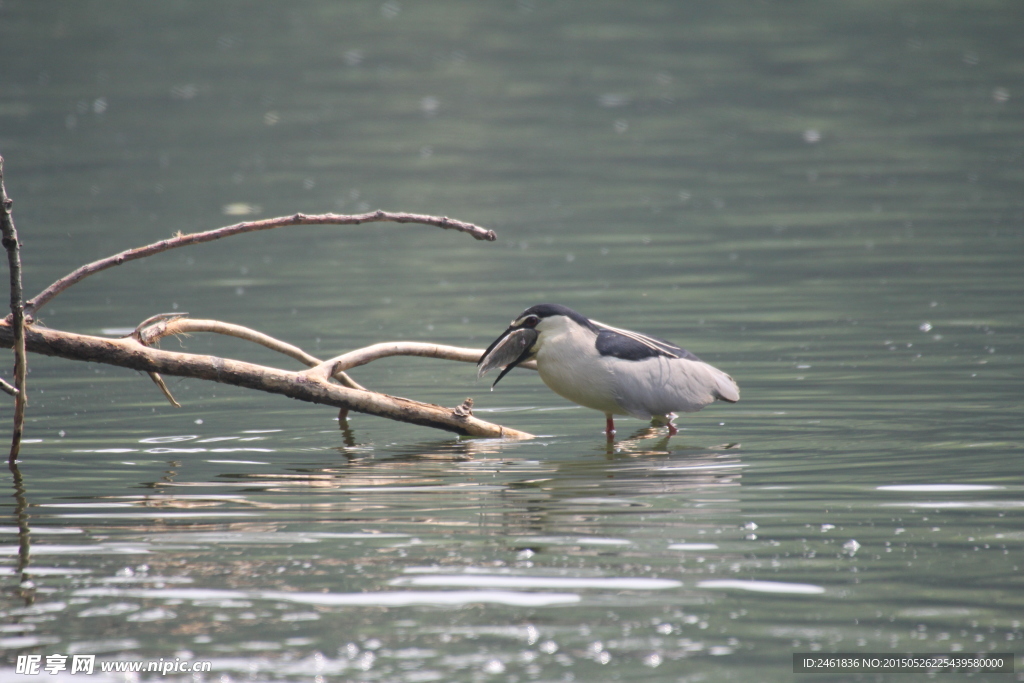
[2, 1, 1022, 681]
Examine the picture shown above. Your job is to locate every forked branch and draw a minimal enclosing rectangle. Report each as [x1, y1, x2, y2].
[0, 323, 532, 439]
[0, 193, 532, 446]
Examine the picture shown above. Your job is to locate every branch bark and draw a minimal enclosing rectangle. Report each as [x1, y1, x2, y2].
[24, 211, 495, 318]
[0, 322, 533, 439]
[0, 157, 28, 462]
[136, 316, 367, 390]
[309, 341, 537, 378]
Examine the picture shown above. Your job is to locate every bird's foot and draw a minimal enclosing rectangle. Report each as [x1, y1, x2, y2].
[652, 413, 678, 436]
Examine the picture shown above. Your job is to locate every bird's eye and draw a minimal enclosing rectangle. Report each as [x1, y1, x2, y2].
[522, 315, 540, 328]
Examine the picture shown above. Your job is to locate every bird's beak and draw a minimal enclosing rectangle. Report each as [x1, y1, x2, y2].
[476, 325, 539, 388]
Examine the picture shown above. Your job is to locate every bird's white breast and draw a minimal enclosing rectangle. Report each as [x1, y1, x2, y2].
[533, 318, 622, 415]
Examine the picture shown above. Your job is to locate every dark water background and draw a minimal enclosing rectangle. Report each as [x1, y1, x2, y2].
[1, 1, 1022, 681]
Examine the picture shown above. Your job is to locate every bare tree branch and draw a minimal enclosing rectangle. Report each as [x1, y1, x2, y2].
[24, 211, 497, 317]
[137, 317, 367, 390]
[0, 322, 534, 439]
[0, 157, 28, 462]
[308, 341, 538, 379]
[132, 317, 537, 424]
[1, 160, 521, 446]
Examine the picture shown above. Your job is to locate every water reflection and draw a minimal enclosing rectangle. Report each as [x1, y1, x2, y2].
[5, 461, 34, 606]
[5, 435, 1022, 681]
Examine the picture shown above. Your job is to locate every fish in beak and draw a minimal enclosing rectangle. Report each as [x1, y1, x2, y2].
[476, 321, 539, 388]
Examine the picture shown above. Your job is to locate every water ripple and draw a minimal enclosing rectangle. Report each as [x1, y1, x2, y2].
[73, 587, 580, 608]
[697, 579, 825, 595]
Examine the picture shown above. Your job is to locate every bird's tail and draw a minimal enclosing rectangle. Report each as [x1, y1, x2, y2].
[713, 370, 740, 403]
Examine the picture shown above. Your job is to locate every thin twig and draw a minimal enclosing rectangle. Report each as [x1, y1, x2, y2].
[148, 372, 182, 408]
[25, 211, 497, 317]
[0, 376, 18, 396]
[0, 157, 28, 463]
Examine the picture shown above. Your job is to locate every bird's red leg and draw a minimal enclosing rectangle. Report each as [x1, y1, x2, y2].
[666, 422, 678, 436]
[605, 415, 616, 437]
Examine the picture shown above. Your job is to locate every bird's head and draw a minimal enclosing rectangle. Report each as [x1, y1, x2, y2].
[476, 304, 593, 387]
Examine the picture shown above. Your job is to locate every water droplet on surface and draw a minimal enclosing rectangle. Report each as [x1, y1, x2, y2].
[482, 658, 505, 674]
[539, 640, 558, 654]
[170, 84, 198, 100]
[420, 96, 440, 115]
[356, 651, 375, 671]
[643, 652, 663, 667]
[344, 49, 364, 67]
[598, 93, 630, 108]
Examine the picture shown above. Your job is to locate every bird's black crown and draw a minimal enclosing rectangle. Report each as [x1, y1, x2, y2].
[516, 304, 596, 330]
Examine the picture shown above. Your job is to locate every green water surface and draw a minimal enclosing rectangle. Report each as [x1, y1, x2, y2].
[1, 1, 1022, 681]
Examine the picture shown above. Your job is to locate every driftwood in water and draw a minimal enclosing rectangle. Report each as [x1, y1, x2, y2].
[0, 156, 534, 462]
[0, 321, 532, 439]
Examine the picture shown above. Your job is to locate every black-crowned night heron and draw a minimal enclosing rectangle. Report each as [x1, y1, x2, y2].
[477, 304, 739, 435]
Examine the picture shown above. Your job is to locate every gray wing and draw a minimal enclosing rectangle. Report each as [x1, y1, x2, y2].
[593, 322, 702, 362]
